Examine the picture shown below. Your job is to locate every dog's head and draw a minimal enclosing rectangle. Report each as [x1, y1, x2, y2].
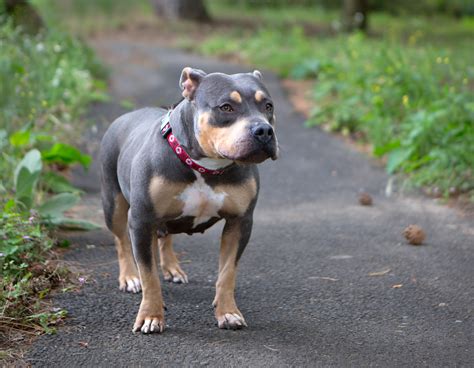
[180, 67, 279, 164]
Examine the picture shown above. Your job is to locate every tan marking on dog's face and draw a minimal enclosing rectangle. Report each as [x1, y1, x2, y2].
[255, 90, 265, 102]
[196, 112, 251, 159]
[230, 91, 242, 104]
[149, 176, 187, 218]
[216, 177, 257, 216]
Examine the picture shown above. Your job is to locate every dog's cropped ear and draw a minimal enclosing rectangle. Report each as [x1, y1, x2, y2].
[251, 70, 263, 81]
[180, 67, 207, 100]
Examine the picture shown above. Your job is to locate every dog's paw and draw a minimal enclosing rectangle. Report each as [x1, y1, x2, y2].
[119, 274, 141, 293]
[162, 264, 188, 284]
[216, 312, 247, 330]
[132, 315, 165, 334]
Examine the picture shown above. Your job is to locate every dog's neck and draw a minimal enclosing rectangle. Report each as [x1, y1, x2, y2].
[168, 100, 233, 170]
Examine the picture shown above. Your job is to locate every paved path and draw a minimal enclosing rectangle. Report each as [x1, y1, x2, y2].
[27, 37, 473, 367]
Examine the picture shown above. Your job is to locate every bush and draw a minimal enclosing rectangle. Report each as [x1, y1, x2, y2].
[0, 208, 68, 336]
[0, 20, 103, 340]
[311, 33, 474, 193]
[0, 21, 105, 136]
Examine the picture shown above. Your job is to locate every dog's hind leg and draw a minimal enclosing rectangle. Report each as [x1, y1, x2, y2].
[158, 235, 188, 284]
[103, 189, 141, 293]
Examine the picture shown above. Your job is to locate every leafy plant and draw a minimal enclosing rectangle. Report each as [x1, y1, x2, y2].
[12, 149, 98, 229]
[41, 143, 91, 168]
[14, 149, 42, 209]
[0, 19, 102, 345]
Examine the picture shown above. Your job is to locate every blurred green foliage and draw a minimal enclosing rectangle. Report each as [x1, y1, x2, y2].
[214, 0, 474, 16]
[199, 19, 474, 195]
[0, 207, 69, 336]
[32, 0, 153, 34]
[0, 18, 102, 338]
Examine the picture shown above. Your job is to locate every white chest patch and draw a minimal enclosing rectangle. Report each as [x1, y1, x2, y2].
[179, 173, 226, 227]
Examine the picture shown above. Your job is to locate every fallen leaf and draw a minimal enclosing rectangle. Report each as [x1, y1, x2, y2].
[392, 284, 403, 289]
[309, 276, 339, 282]
[368, 268, 391, 276]
[78, 341, 88, 348]
[263, 345, 279, 352]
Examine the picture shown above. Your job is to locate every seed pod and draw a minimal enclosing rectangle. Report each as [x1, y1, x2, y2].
[403, 225, 426, 245]
[358, 192, 373, 206]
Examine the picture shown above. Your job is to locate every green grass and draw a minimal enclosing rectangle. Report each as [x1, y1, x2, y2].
[0, 19, 103, 349]
[209, 1, 474, 46]
[197, 13, 474, 197]
[208, 2, 337, 27]
[33, 0, 154, 35]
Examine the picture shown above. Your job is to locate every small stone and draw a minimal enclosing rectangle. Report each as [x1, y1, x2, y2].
[403, 224, 426, 245]
[358, 192, 373, 206]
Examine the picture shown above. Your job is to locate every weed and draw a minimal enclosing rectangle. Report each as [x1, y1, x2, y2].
[0, 18, 103, 347]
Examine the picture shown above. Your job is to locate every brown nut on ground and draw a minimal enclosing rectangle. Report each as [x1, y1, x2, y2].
[358, 192, 373, 206]
[403, 224, 426, 245]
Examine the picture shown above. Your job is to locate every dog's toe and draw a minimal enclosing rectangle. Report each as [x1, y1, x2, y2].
[217, 313, 247, 330]
[163, 266, 188, 284]
[133, 316, 165, 334]
[119, 276, 141, 293]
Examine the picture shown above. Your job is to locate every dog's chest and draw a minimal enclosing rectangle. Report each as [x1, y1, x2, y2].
[149, 174, 257, 232]
[178, 174, 226, 227]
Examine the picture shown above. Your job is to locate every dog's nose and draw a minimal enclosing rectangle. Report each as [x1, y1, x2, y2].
[251, 123, 273, 144]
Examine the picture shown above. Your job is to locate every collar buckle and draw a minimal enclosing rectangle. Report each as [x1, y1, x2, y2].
[160, 110, 172, 139]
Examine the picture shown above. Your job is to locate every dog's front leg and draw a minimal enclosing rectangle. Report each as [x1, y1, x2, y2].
[213, 216, 253, 329]
[128, 211, 165, 334]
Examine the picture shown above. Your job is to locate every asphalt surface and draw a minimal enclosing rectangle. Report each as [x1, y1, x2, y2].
[26, 37, 473, 367]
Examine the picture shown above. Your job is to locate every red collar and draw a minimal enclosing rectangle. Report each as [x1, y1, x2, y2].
[160, 110, 228, 175]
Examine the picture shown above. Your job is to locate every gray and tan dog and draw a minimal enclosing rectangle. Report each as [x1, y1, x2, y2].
[99, 67, 279, 333]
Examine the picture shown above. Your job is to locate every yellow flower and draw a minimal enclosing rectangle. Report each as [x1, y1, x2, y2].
[372, 84, 381, 93]
[41, 100, 48, 107]
[402, 95, 409, 107]
[444, 57, 450, 64]
[436, 57, 442, 64]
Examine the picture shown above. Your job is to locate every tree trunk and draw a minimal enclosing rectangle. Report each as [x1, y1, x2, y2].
[3, 0, 44, 33]
[342, 0, 368, 32]
[152, 0, 211, 22]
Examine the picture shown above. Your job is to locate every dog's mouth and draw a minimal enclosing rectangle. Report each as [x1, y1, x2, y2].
[219, 143, 278, 164]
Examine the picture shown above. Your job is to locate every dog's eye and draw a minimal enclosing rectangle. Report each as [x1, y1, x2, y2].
[265, 103, 274, 113]
[219, 104, 234, 113]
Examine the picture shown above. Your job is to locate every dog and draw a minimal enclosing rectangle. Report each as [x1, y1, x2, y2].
[99, 67, 279, 333]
